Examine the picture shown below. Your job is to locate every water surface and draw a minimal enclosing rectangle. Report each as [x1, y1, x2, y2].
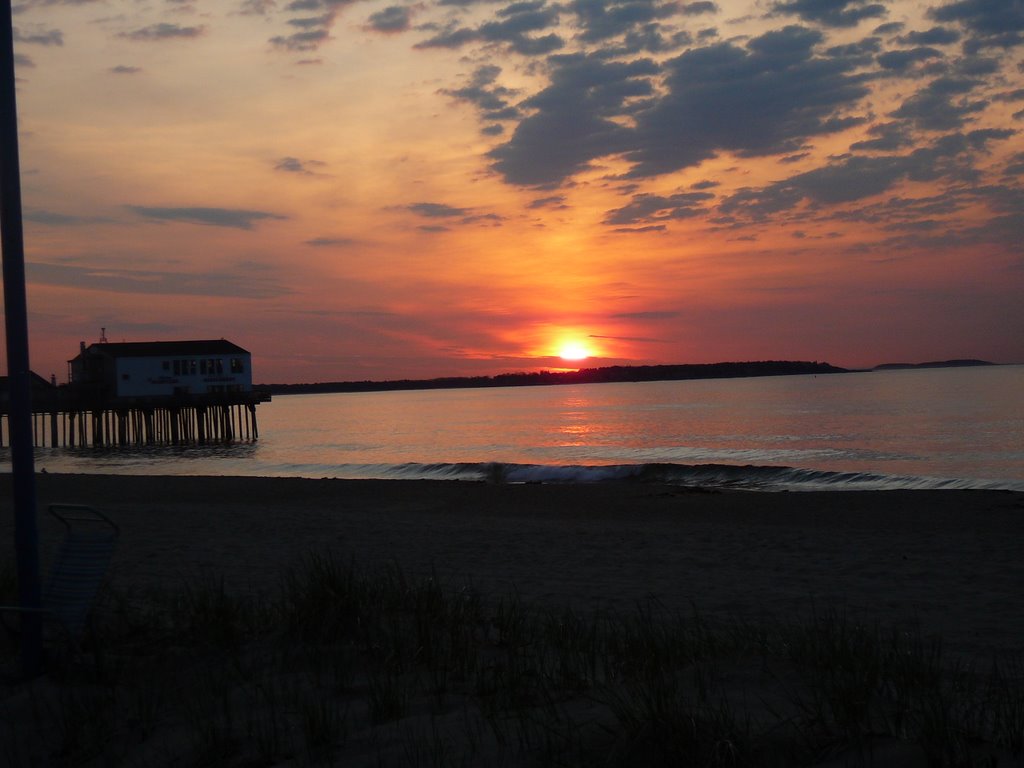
[25, 365, 1024, 491]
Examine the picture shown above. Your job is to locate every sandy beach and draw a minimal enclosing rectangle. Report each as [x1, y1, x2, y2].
[6, 474, 1024, 766]
[5, 474, 1024, 659]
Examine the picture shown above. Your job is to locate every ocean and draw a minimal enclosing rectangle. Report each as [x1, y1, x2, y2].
[23, 365, 1024, 491]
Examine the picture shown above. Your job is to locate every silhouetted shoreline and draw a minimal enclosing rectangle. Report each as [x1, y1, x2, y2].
[263, 360, 848, 395]
[872, 358, 994, 370]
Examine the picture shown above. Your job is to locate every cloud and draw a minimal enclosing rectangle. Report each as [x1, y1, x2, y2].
[417, 0, 564, 54]
[681, 2, 717, 16]
[527, 194, 568, 208]
[876, 46, 945, 73]
[873, 21, 904, 36]
[603, 190, 715, 225]
[110, 65, 142, 74]
[274, 156, 327, 174]
[719, 129, 1016, 219]
[126, 205, 288, 229]
[489, 53, 656, 186]
[569, 0, 679, 44]
[365, 5, 412, 33]
[13, 25, 63, 45]
[928, 0, 1024, 50]
[994, 88, 1024, 102]
[890, 75, 987, 130]
[270, 28, 330, 50]
[304, 236, 357, 246]
[772, 0, 887, 28]
[611, 224, 667, 233]
[621, 26, 870, 179]
[14, 53, 34, 68]
[119, 23, 205, 41]
[239, 0, 276, 14]
[850, 121, 914, 151]
[13, 0, 103, 9]
[407, 202, 470, 218]
[25, 210, 110, 226]
[898, 26, 961, 46]
[442, 65, 521, 125]
[28, 262, 287, 299]
[268, 0, 361, 51]
[610, 310, 679, 319]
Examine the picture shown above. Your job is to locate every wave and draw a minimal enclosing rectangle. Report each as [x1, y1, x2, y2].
[331, 461, 1024, 492]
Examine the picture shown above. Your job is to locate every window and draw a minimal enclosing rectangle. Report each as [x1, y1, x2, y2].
[173, 360, 181, 376]
[230, 358, 245, 374]
[162, 361, 170, 371]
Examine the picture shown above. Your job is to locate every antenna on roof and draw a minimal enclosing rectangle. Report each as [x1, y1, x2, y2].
[99, 327, 108, 344]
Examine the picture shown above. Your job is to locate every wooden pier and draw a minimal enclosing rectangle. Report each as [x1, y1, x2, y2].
[0, 389, 268, 448]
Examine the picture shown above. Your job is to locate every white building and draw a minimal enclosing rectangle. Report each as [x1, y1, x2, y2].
[69, 339, 253, 399]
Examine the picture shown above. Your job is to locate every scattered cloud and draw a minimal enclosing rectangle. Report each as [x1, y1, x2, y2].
[28, 262, 287, 299]
[876, 46, 944, 73]
[126, 205, 288, 229]
[890, 75, 988, 131]
[274, 156, 327, 174]
[604, 191, 715, 225]
[119, 23, 205, 41]
[720, 129, 1015, 221]
[407, 202, 470, 218]
[772, 0, 887, 29]
[611, 224, 667, 233]
[305, 236, 357, 246]
[681, 2, 717, 16]
[489, 53, 656, 186]
[527, 195, 568, 209]
[239, 0, 276, 14]
[928, 0, 1024, 52]
[365, 5, 412, 33]
[898, 26, 961, 46]
[110, 64, 142, 74]
[416, 0, 564, 54]
[622, 26, 870, 179]
[13, 25, 63, 45]
[25, 210, 110, 226]
[442, 65, 521, 126]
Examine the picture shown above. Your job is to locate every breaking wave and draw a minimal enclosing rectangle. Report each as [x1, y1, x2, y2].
[313, 461, 1024, 492]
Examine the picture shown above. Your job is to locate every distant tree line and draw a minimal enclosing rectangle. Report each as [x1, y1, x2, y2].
[263, 360, 849, 395]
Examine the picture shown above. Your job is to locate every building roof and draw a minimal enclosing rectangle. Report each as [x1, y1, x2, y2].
[0, 372, 56, 391]
[75, 339, 250, 360]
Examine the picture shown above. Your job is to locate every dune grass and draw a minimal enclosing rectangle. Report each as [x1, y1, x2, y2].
[2, 556, 1024, 766]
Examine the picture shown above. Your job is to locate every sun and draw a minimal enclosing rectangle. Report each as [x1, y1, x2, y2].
[557, 341, 591, 361]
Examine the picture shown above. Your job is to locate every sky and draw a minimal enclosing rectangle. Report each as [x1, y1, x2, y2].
[7, 0, 1024, 383]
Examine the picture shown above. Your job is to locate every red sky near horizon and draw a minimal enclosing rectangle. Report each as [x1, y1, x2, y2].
[7, 0, 1024, 384]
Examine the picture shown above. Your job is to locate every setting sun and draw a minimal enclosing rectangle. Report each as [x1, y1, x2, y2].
[558, 342, 591, 361]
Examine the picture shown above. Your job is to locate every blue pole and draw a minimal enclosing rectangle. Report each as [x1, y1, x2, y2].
[0, 0, 43, 676]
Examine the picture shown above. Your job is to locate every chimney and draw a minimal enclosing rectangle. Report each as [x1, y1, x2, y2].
[80, 341, 86, 353]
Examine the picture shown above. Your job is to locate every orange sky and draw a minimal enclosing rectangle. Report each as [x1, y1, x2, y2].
[8, 0, 1024, 383]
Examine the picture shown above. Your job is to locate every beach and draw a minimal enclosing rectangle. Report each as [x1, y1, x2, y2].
[7, 473, 1024, 659]
[6, 473, 1024, 766]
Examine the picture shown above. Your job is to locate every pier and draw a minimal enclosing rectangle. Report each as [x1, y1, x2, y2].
[0, 389, 267, 448]
[0, 337, 270, 449]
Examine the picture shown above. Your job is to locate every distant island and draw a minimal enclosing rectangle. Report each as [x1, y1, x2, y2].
[264, 360, 848, 395]
[873, 359, 995, 371]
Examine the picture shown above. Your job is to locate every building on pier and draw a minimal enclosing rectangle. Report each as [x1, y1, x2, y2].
[69, 338, 253, 398]
[0, 338, 269, 448]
